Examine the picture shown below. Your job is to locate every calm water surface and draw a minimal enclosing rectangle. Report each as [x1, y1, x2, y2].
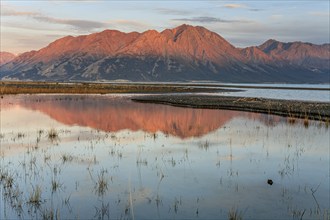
[217, 88, 330, 102]
[0, 94, 329, 219]
[176, 83, 330, 102]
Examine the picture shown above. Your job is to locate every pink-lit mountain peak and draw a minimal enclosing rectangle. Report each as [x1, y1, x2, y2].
[34, 30, 141, 61]
[1, 24, 329, 83]
[118, 24, 239, 62]
[34, 24, 238, 62]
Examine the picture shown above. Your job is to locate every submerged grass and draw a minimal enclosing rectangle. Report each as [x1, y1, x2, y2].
[228, 208, 243, 220]
[28, 185, 42, 206]
[48, 128, 58, 142]
[304, 117, 309, 128]
[95, 169, 108, 197]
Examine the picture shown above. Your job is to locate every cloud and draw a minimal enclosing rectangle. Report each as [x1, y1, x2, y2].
[33, 16, 107, 31]
[309, 11, 330, 17]
[156, 8, 191, 16]
[221, 3, 262, 12]
[223, 4, 246, 9]
[1, 5, 107, 32]
[1, 5, 41, 16]
[1, 10, 40, 17]
[172, 16, 249, 24]
[209, 18, 329, 47]
[249, 8, 263, 12]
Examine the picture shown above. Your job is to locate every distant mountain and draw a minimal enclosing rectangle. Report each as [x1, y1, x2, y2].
[258, 39, 330, 69]
[1, 24, 329, 83]
[0, 52, 16, 66]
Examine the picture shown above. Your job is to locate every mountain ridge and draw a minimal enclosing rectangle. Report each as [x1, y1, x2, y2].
[0, 52, 16, 66]
[1, 24, 329, 83]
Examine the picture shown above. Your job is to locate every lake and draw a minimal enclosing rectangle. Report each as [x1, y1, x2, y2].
[189, 83, 330, 102]
[0, 94, 329, 219]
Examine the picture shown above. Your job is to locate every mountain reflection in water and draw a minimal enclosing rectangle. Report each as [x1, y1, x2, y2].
[12, 95, 280, 138]
[1, 94, 328, 220]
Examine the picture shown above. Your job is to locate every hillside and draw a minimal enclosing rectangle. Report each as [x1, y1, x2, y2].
[1, 24, 329, 83]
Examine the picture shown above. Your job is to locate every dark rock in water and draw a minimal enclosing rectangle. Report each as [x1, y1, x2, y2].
[267, 179, 273, 185]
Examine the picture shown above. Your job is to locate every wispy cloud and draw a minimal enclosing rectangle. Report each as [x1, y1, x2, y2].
[156, 8, 191, 16]
[309, 11, 330, 17]
[1, 5, 107, 32]
[172, 16, 250, 24]
[224, 4, 246, 9]
[1, 5, 41, 16]
[249, 8, 263, 12]
[34, 16, 107, 31]
[221, 3, 262, 12]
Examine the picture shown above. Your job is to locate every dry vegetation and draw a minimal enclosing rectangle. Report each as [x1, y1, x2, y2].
[0, 81, 222, 95]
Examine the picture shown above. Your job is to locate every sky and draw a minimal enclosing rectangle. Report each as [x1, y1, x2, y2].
[1, 0, 329, 54]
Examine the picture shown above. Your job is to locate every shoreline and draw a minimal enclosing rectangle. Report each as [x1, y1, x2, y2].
[0, 81, 236, 94]
[1, 81, 329, 121]
[132, 95, 330, 121]
[1, 81, 329, 95]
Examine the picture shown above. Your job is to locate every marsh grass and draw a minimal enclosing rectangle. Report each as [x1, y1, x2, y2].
[288, 117, 296, 124]
[48, 128, 59, 143]
[136, 158, 148, 166]
[198, 140, 210, 151]
[0, 170, 14, 189]
[42, 207, 60, 220]
[95, 169, 108, 197]
[304, 117, 309, 128]
[61, 154, 73, 163]
[51, 179, 62, 193]
[28, 185, 42, 206]
[228, 208, 243, 220]
[94, 202, 109, 219]
[17, 132, 25, 139]
[0, 81, 211, 95]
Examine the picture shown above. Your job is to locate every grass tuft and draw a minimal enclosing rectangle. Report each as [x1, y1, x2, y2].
[28, 185, 42, 206]
[288, 117, 296, 125]
[303, 117, 309, 128]
[48, 128, 59, 142]
[228, 207, 243, 220]
[95, 169, 108, 197]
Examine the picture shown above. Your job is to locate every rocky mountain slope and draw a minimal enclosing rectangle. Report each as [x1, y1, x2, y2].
[1, 24, 329, 83]
[0, 52, 16, 66]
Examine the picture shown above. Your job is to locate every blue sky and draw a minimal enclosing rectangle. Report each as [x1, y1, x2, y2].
[1, 0, 329, 54]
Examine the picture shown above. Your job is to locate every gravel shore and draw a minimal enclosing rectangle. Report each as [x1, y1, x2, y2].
[132, 95, 330, 121]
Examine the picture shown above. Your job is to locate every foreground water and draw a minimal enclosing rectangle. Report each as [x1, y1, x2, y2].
[0, 95, 329, 219]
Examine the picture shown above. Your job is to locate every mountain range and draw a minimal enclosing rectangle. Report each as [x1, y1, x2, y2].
[1, 24, 329, 83]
